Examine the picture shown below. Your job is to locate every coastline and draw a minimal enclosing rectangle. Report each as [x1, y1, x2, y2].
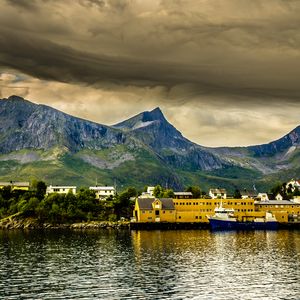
[1, 216, 300, 230]
[0, 217, 130, 230]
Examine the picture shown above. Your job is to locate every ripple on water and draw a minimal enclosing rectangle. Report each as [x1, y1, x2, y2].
[0, 230, 300, 299]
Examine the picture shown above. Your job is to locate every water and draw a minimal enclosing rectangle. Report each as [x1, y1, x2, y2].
[0, 230, 299, 300]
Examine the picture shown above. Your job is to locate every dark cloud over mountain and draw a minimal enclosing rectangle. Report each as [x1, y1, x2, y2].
[0, 0, 300, 146]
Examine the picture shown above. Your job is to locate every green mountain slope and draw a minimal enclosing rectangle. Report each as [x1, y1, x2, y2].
[1, 95, 300, 193]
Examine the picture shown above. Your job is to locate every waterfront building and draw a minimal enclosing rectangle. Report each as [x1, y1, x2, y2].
[174, 192, 193, 199]
[133, 197, 300, 224]
[89, 186, 115, 199]
[209, 188, 227, 199]
[254, 200, 300, 223]
[46, 185, 77, 195]
[0, 181, 30, 191]
[133, 198, 176, 223]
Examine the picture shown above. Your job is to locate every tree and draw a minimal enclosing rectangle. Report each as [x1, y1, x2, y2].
[0, 186, 12, 201]
[126, 187, 137, 198]
[293, 187, 300, 196]
[270, 182, 287, 199]
[162, 189, 175, 198]
[233, 189, 242, 199]
[36, 181, 47, 200]
[153, 185, 163, 198]
[185, 186, 201, 198]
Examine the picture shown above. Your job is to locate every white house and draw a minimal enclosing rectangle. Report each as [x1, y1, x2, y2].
[46, 185, 77, 195]
[89, 186, 115, 200]
[275, 193, 283, 201]
[139, 186, 155, 198]
[240, 189, 257, 199]
[147, 186, 155, 196]
[286, 179, 300, 192]
[257, 193, 269, 202]
[209, 188, 227, 199]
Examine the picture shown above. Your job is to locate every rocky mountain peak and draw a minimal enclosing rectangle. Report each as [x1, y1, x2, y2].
[7, 95, 25, 101]
[113, 107, 167, 130]
[145, 107, 165, 121]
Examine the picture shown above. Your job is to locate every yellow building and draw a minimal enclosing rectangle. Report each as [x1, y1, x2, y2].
[0, 181, 30, 191]
[254, 200, 300, 223]
[133, 197, 300, 224]
[133, 198, 176, 223]
[173, 198, 265, 223]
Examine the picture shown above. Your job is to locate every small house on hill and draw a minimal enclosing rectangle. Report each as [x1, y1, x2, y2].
[209, 188, 227, 199]
[0, 181, 30, 191]
[257, 193, 269, 202]
[286, 179, 300, 192]
[240, 189, 257, 199]
[89, 186, 115, 199]
[46, 185, 77, 195]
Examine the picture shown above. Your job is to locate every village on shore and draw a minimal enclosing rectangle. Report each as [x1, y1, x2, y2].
[0, 178, 300, 229]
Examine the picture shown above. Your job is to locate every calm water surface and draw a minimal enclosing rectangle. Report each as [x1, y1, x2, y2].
[0, 229, 299, 300]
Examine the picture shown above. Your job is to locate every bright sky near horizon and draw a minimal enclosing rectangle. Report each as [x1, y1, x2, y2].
[0, 0, 300, 147]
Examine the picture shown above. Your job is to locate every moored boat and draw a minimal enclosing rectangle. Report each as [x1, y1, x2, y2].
[208, 204, 278, 230]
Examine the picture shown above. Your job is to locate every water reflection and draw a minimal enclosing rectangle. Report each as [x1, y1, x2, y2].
[0, 229, 299, 299]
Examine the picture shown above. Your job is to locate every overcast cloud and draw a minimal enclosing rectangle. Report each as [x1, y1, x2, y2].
[0, 0, 299, 146]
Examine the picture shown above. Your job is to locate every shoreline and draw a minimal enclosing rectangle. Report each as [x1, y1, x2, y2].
[0, 218, 130, 230]
[1, 217, 300, 230]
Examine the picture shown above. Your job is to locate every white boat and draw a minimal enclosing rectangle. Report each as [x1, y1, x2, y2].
[208, 203, 278, 230]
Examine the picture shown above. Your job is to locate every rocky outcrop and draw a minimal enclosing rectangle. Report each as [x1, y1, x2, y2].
[0, 216, 130, 230]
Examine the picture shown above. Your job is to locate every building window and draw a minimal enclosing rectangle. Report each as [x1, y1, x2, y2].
[195, 216, 198, 219]
[163, 211, 165, 214]
[178, 216, 181, 219]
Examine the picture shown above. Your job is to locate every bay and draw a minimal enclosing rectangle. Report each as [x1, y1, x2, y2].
[0, 229, 299, 300]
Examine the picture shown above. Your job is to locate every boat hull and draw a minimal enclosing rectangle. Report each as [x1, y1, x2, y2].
[209, 218, 278, 231]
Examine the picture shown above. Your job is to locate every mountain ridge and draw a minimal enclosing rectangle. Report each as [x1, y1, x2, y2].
[0, 95, 299, 191]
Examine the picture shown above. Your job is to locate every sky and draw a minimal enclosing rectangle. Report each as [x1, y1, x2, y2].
[0, 0, 299, 147]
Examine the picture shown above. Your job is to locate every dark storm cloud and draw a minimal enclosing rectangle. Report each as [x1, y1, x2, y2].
[0, 0, 300, 102]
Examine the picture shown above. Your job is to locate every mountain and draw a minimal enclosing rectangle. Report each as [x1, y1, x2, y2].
[0, 95, 299, 192]
[249, 126, 300, 157]
[114, 107, 225, 171]
[0, 95, 125, 153]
